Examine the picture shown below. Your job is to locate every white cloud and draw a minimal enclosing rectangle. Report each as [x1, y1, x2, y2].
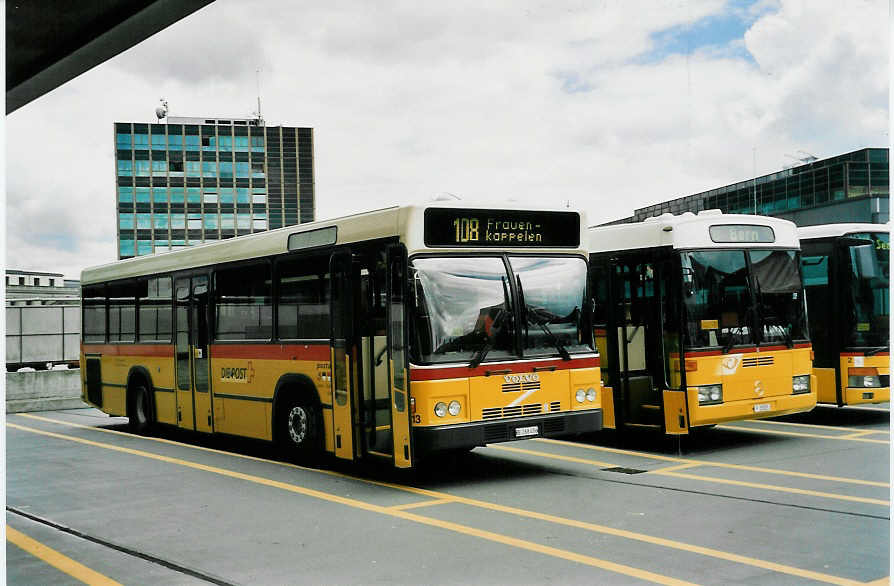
[5, 0, 887, 278]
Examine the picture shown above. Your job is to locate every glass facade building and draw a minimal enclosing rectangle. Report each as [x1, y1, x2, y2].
[115, 117, 315, 259]
[628, 148, 888, 227]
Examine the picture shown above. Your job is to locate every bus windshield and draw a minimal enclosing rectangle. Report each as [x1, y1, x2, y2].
[681, 249, 807, 351]
[843, 232, 890, 348]
[410, 256, 590, 364]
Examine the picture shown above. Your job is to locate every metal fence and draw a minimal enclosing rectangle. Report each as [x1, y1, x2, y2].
[6, 304, 80, 368]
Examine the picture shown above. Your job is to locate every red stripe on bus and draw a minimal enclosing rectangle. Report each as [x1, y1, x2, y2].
[209, 344, 330, 361]
[841, 351, 889, 357]
[409, 356, 600, 382]
[81, 344, 174, 357]
[761, 343, 812, 352]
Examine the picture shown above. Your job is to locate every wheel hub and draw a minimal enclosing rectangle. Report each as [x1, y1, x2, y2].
[288, 406, 308, 444]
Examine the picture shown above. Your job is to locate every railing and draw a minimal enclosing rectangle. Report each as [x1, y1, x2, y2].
[6, 302, 80, 369]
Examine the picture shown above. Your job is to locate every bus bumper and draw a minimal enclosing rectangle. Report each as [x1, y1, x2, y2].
[413, 409, 602, 453]
[843, 387, 890, 405]
[689, 391, 816, 427]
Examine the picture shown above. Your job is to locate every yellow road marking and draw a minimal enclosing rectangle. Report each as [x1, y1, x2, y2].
[14, 414, 874, 585]
[863, 577, 890, 585]
[537, 438, 890, 487]
[7, 421, 692, 586]
[491, 443, 889, 507]
[7, 526, 122, 586]
[717, 424, 889, 444]
[840, 431, 884, 439]
[489, 444, 616, 467]
[654, 471, 889, 506]
[740, 419, 889, 434]
[650, 463, 701, 474]
[389, 498, 455, 511]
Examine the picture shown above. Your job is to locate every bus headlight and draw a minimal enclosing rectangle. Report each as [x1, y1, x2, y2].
[434, 402, 448, 417]
[575, 389, 586, 403]
[586, 387, 597, 402]
[448, 400, 461, 416]
[697, 384, 722, 405]
[792, 375, 811, 394]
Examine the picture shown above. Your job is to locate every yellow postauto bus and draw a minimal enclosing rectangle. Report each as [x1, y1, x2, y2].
[80, 202, 602, 468]
[798, 223, 889, 406]
[589, 210, 816, 434]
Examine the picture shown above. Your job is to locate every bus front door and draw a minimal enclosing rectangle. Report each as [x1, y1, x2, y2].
[174, 274, 213, 433]
[386, 245, 411, 468]
[330, 251, 357, 461]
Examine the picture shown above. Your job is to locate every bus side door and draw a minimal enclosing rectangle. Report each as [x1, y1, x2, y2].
[387, 245, 412, 468]
[174, 274, 213, 432]
[330, 251, 357, 460]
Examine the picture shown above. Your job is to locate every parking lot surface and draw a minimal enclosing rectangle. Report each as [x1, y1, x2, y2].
[7, 404, 890, 585]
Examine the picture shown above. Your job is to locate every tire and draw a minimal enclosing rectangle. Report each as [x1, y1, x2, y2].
[278, 396, 321, 462]
[129, 383, 153, 433]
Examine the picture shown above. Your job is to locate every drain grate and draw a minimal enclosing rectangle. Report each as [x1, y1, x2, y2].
[601, 467, 648, 475]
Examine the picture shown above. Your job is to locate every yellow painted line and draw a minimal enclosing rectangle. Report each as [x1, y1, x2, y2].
[7, 526, 122, 586]
[494, 441, 889, 507]
[863, 577, 890, 585]
[14, 414, 873, 585]
[536, 438, 890, 488]
[389, 498, 455, 511]
[655, 471, 889, 506]
[650, 463, 701, 474]
[488, 444, 617, 468]
[717, 424, 889, 444]
[7, 422, 692, 586]
[742, 419, 889, 434]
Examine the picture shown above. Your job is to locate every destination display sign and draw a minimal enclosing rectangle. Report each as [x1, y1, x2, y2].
[424, 208, 580, 247]
[709, 224, 775, 244]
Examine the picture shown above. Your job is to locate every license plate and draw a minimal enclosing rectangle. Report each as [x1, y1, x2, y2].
[515, 425, 539, 438]
[753, 403, 771, 413]
[863, 392, 874, 400]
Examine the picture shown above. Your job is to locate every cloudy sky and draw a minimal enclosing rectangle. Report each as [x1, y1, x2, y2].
[5, 0, 889, 279]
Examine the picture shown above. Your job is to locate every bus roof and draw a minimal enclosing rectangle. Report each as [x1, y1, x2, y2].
[797, 223, 890, 240]
[588, 210, 800, 253]
[82, 201, 588, 285]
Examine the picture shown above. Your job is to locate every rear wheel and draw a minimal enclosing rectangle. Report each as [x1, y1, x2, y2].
[129, 383, 153, 433]
[278, 396, 321, 463]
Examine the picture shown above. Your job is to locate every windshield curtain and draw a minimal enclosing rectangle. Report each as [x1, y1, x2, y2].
[409, 255, 591, 364]
[509, 256, 591, 357]
[844, 232, 890, 348]
[681, 249, 808, 350]
[749, 250, 808, 344]
[410, 256, 516, 364]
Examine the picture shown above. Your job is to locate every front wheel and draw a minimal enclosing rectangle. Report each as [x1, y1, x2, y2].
[128, 384, 153, 433]
[278, 397, 322, 463]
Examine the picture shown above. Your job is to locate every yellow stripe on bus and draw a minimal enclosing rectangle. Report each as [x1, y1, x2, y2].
[7, 526, 122, 586]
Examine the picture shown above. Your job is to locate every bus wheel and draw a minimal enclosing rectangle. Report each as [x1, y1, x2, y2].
[279, 398, 321, 462]
[129, 384, 153, 434]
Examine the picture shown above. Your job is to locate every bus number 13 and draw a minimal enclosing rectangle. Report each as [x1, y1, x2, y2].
[453, 218, 479, 243]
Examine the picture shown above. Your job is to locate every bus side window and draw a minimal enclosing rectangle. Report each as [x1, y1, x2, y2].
[277, 255, 331, 340]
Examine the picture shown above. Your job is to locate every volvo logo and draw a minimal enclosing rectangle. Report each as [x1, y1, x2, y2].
[504, 373, 540, 384]
[754, 380, 765, 397]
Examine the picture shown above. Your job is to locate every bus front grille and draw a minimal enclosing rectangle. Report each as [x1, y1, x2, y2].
[502, 381, 541, 393]
[743, 356, 774, 368]
[482, 403, 544, 420]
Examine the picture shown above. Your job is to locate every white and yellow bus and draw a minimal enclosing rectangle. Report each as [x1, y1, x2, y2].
[798, 223, 889, 406]
[589, 211, 816, 434]
[80, 202, 602, 468]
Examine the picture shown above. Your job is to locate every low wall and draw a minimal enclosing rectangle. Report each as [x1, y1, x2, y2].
[6, 369, 88, 413]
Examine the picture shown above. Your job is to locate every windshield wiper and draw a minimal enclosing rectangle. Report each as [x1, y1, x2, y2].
[469, 277, 512, 368]
[517, 275, 571, 360]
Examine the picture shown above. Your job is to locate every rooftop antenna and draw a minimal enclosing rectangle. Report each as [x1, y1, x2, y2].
[251, 68, 264, 125]
[155, 98, 168, 122]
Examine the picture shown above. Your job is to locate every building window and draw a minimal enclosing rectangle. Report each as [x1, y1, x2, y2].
[185, 135, 200, 151]
[117, 160, 133, 176]
[237, 214, 251, 229]
[219, 187, 234, 204]
[135, 187, 151, 203]
[119, 240, 135, 257]
[185, 161, 200, 177]
[118, 186, 134, 202]
[202, 161, 216, 177]
[154, 215, 169, 229]
[251, 136, 264, 152]
[187, 188, 201, 203]
[119, 215, 135, 229]
[219, 161, 233, 179]
[171, 215, 185, 229]
[170, 187, 185, 203]
[34, 277, 40, 286]
[251, 162, 265, 178]
[188, 215, 202, 230]
[18, 277, 25, 285]
[152, 187, 167, 203]
[234, 136, 249, 151]
[168, 134, 183, 150]
[49, 278, 55, 286]
[203, 189, 218, 203]
[116, 133, 133, 149]
[137, 240, 153, 255]
[137, 214, 152, 229]
[236, 161, 250, 178]
[202, 136, 215, 150]
[218, 135, 232, 152]
[133, 134, 149, 148]
[151, 134, 166, 150]
[135, 160, 151, 177]
[237, 187, 250, 204]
